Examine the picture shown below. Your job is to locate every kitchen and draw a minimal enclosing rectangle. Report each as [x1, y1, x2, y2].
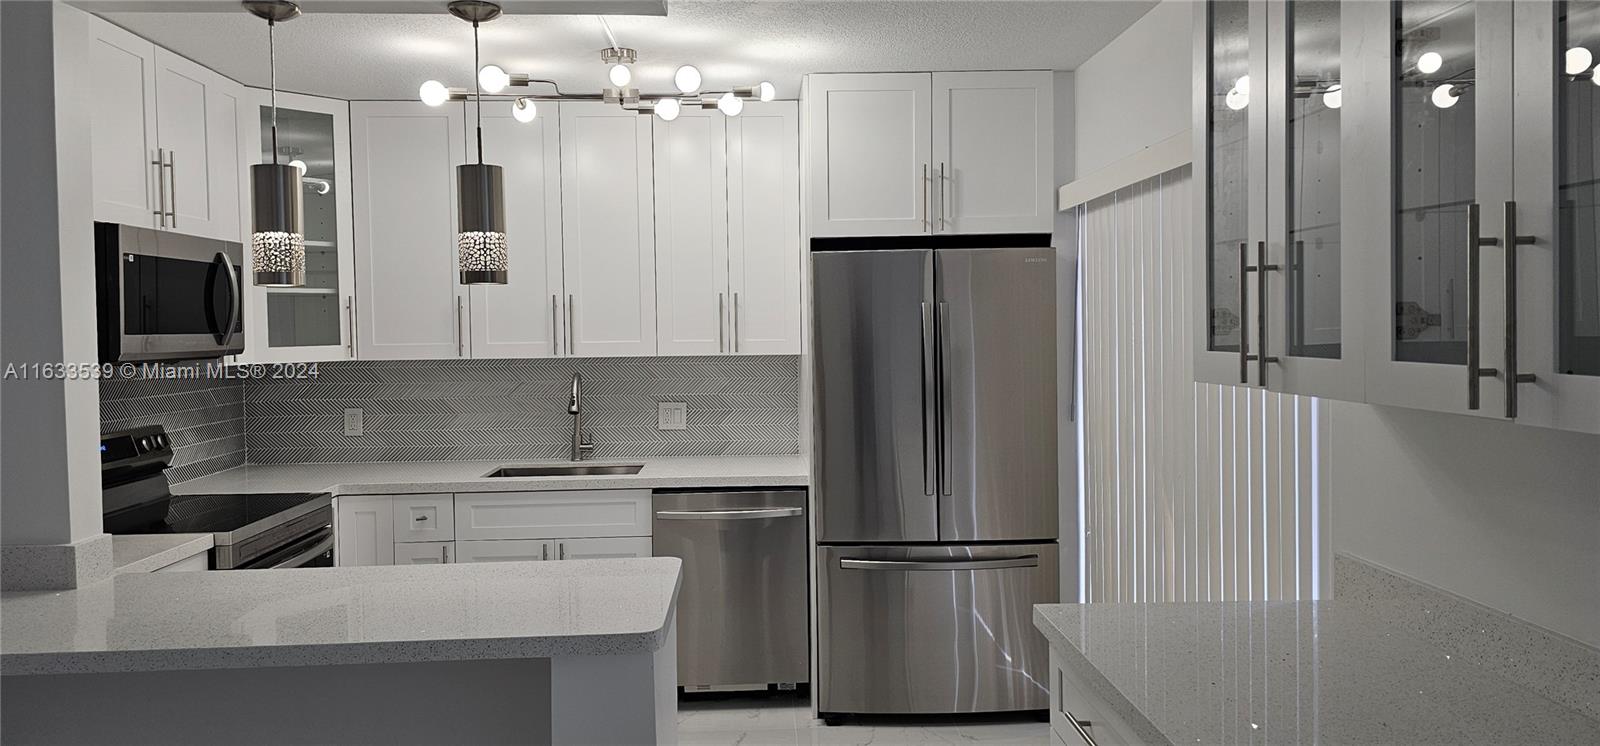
[2, 1, 1598, 745]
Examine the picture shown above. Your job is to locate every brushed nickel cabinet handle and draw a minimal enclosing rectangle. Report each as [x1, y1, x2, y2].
[345, 296, 356, 356]
[456, 296, 465, 356]
[938, 162, 949, 232]
[920, 163, 930, 231]
[152, 149, 167, 227]
[558, 542, 565, 560]
[552, 294, 560, 356]
[1501, 201, 1537, 418]
[441, 544, 449, 563]
[1467, 203, 1500, 410]
[733, 292, 741, 353]
[567, 294, 576, 355]
[165, 150, 176, 226]
[542, 542, 549, 561]
[718, 292, 726, 352]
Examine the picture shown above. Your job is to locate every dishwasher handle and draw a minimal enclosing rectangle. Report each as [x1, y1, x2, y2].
[839, 555, 1039, 572]
[655, 507, 803, 521]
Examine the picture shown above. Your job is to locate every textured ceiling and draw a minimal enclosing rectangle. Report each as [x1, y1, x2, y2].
[103, 1, 1158, 101]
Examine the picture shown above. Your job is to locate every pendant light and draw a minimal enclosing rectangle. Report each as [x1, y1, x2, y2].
[244, 1, 305, 287]
[451, 0, 508, 285]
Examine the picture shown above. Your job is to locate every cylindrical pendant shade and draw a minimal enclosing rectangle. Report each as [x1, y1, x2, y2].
[457, 163, 508, 285]
[251, 162, 306, 286]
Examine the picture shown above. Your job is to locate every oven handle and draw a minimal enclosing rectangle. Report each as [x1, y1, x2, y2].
[839, 555, 1039, 572]
[214, 251, 241, 348]
[241, 526, 334, 569]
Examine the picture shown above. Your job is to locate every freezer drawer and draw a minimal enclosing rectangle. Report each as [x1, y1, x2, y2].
[653, 490, 809, 689]
[817, 543, 1057, 715]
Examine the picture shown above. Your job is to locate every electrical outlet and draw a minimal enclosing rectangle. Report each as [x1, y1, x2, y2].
[658, 402, 687, 431]
[343, 408, 364, 436]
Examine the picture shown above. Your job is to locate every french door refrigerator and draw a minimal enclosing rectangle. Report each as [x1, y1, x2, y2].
[812, 242, 1057, 717]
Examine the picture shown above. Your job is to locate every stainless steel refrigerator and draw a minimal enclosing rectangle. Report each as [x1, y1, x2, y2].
[812, 243, 1058, 718]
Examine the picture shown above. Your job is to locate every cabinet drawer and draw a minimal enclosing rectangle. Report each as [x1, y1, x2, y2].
[456, 539, 552, 563]
[394, 541, 455, 565]
[393, 494, 454, 542]
[454, 490, 652, 541]
[548, 536, 651, 560]
[1049, 649, 1139, 746]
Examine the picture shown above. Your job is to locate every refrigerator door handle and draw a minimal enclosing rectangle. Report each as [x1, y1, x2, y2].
[920, 301, 937, 496]
[838, 555, 1040, 572]
[937, 301, 953, 497]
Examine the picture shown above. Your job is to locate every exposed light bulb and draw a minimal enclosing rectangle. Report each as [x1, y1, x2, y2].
[419, 80, 449, 107]
[1565, 47, 1594, 76]
[608, 63, 632, 88]
[479, 65, 510, 94]
[1322, 83, 1342, 110]
[288, 159, 307, 175]
[1225, 87, 1249, 111]
[1234, 75, 1251, 96]
[512, 98, 538, 123]
[717, 91, 744, 116]
[654, 97, 682, 122]
[1593, 66, 1600, 86]
[674, 64, 702, 93]
[1431, 83, 1460, 109]
[1416, 51, 1443, 75]
[756, 81, 776, 102]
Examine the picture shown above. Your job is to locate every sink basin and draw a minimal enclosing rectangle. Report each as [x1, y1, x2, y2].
[482, 464, 645, 478]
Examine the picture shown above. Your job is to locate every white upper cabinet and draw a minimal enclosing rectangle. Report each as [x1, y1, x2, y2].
[727, 101, 802, 354]
[806, 71, 1052, 237]
[653, 107, 730, 356]
[559, 102, 657, 357]
[90, 17, 241, 242]
[469, 102, 565, 359]
[351, 101, 467, 360]
[806, 73, 933, 237]
[242, 90, 357, 363]
[931, 71, 1054, 234]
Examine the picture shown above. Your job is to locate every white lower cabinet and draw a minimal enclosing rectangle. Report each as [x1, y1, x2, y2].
[548, 536, 651, 560]
[1048, 649, 1139, 746]
[394, 541, 455, 565]
[335, 495, 395, 566]
[392, 494, 455, 543]
[455, 490, 653, 541]
[455, 537, 651, 562]
[456, 539, 552, 563]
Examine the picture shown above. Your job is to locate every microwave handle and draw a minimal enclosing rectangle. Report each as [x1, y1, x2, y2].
[214, 251, 241, 347]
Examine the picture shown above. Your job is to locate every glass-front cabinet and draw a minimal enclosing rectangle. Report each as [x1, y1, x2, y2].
[240, 90, 356, 363]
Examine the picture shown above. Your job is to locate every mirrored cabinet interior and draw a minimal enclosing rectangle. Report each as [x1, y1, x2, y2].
[241, 90, 356, 363]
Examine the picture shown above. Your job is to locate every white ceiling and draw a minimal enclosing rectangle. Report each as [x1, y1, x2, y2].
[103, 1, 1157, 102]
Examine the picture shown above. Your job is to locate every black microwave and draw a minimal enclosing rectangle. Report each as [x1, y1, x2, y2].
[94, 223, 246, 362]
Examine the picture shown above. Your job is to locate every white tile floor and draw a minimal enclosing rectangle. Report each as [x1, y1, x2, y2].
[676, 695, 1050, 745]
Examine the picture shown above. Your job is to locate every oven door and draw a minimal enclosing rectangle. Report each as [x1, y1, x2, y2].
[236, 525, 335, 569]
[99, 223, 245, 362]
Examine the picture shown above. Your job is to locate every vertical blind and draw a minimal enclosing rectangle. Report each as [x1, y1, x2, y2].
[1076, 165, 1330, 603]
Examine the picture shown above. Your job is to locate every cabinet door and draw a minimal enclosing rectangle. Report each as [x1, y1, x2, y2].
[335, 495, 394, 566]
[1259, 0, 1367, 400]
[469, 102, 565, 359]
[1507, 0, 1600, 433]
[392, 493, 455, 543]
[1193, 0, 1266, 385]
[352, 101, 467, 360]
[654, 108, 730, 356]
[1358, 0, 1515, 418]
[549, 536, 652, 560]
[245, 90, 357, 362]
[559, 102, 657, 356]
[455, 539, 550, 563]
[89, 18, 158, 228]
[727, 101, 802, 355]
[454, 489, 653, 541]
[806, 73, 933, 236]
[932, 71, 1053, 234]
[394, 541, 454, 564]
[153, 49, 238, 241]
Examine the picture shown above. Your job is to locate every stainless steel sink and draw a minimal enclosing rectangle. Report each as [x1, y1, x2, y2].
[482, 464, 645, 478]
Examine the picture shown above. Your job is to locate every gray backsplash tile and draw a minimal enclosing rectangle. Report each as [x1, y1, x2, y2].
[100, 373, 246, 484]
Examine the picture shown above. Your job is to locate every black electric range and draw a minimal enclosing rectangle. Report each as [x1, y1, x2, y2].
[101, 426, 333, 570]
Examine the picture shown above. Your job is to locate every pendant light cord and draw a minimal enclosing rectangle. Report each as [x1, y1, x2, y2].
[269, 18, 279, 165]
[473, 20, 484, 165]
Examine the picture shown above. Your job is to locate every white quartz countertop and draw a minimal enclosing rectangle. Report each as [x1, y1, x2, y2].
[2, 557, 681, 676]
[172, 454, 808, 496]
[1033, 601, 1600, 745]
[111, 533, 212, 574]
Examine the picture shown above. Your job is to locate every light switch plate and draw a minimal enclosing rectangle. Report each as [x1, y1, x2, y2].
[658, 402, 687, 431]
[343, 408, 364, 436]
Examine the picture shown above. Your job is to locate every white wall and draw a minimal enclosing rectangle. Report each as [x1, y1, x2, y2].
[1330, 404, 1600, 646]
[1052, 70, 1079, 603]
[1072, 0, 1193, 177]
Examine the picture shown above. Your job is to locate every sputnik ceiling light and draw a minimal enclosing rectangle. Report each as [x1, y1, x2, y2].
[449, 0, 509, 285]
[244, 0, 305, 287]
[418, 11, 776, 122]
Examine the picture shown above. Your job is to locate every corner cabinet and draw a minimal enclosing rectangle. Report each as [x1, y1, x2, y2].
[241, 90, 357, 363]
[1192, 0, 1600, 435]
[805, 71, 1053, 237]
[655, 101, 802, 356]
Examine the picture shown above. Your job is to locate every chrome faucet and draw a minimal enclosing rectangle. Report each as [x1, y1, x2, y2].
[568, 372, 594, 461]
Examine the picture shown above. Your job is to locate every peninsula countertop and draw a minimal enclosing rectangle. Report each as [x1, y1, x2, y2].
[1033, 601, 1600, 745]
[2, 557, 682, 676]
[171, 454, 808, 496]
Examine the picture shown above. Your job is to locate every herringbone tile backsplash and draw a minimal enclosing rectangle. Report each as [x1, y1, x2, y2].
[243, 356, 801, 464]
[100, 373, 247, 484]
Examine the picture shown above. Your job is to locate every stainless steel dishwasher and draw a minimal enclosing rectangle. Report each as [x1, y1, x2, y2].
[653, 488, 808, 691]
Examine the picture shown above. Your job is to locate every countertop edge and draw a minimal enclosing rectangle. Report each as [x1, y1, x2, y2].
[1031, 606, 1176, 746]
[112, 534, 213, 575]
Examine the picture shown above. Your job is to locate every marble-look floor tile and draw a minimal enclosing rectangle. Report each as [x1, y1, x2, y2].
[679, 699, 806, 732]
[680, 728, 804, 746]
